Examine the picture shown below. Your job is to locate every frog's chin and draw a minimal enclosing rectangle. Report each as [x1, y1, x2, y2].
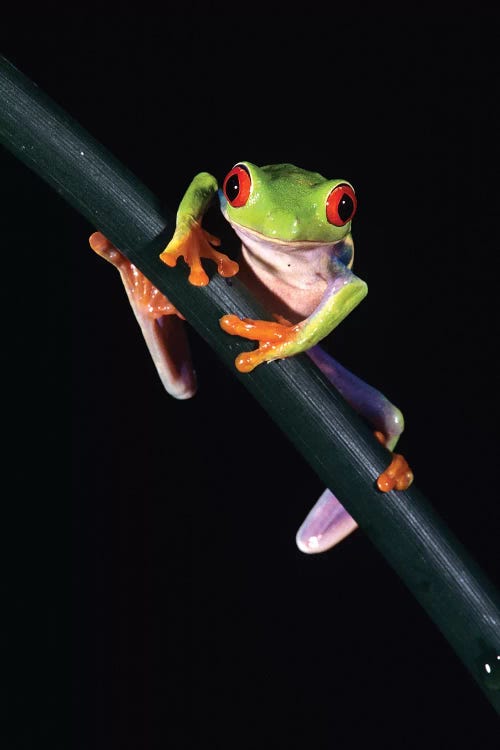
[227, 219, 341, 294]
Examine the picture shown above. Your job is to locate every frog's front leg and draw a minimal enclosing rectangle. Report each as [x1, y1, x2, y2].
[218, 316, 302, 372]
[159, 172, 239, 286]
[220, 260, 368, 372]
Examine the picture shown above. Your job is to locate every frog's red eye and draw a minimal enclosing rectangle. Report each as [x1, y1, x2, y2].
[223, 165, 252, 207]
[326, 184, 357, 226]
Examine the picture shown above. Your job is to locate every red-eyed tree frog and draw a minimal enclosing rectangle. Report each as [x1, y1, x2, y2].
[89, 162, 413, 554]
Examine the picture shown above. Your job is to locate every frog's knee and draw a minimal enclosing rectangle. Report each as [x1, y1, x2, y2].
[384, 404, 405, 450]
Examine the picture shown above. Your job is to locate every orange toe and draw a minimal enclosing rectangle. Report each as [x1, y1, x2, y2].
[377, 453, 414, 492]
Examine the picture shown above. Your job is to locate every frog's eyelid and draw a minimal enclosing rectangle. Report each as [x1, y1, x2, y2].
[223, 165, 252, 207]
[326, 183, 357, 226]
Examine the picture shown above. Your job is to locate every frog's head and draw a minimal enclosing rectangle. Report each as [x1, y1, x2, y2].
[219, 162, 357, 244]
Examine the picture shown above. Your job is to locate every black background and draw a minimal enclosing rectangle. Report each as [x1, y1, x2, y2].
[3, 9, 500, 748]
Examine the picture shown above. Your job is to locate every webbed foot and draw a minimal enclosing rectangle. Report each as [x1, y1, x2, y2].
[374, 430, 414, 491]
[219, 315, 300, 372]
[90, 232, 183, 319]
[159, 221, 239, 286]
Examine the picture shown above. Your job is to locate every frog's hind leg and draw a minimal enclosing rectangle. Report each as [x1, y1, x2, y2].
[89, 232, 197, 400]
[307, 345, 405, 450]
[296, 345, 409, 554]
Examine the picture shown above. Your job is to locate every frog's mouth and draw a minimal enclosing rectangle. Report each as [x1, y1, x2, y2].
[224, 215, 354, 273]
[219, 196, 345, 250]
[227, 218, 333, 249]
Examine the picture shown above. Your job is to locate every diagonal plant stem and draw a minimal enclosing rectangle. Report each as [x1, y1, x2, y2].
[1, 55, 499, 712]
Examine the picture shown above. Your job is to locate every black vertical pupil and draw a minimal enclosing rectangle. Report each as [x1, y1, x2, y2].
[338, 193, 354, 222]
[226, 174, 240, 200]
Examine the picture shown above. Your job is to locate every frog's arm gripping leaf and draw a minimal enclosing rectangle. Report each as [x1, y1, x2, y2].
[159, 172, 238, 286]
[220, 257, 368, 372]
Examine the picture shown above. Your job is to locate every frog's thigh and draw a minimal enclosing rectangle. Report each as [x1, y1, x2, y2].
[307, 345, 404, 448]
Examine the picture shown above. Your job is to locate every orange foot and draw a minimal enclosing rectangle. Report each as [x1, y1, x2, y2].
[219, 314, 300, 372]
[374, 430, 414, 492]
[159, 222, 239, 287]
[89, 232, 182, 319]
